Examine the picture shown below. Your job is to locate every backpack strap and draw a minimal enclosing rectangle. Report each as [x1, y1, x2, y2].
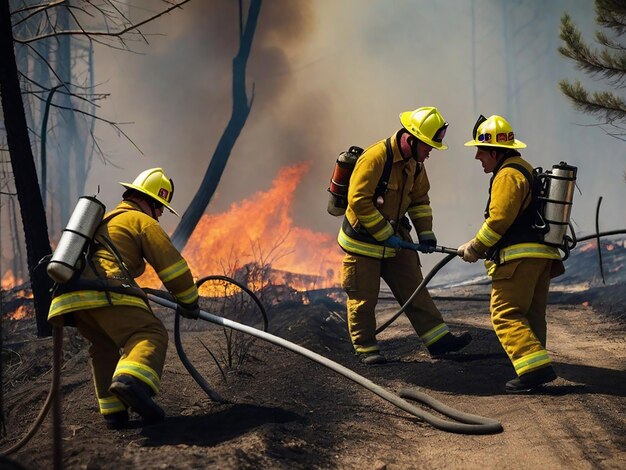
[374, 137, 394, 200]
[484, 162, 543, 263]
[503, 162, 532, 185]
[484, 162, 533, 218]
[100, 208, 130, 225]
[502, 162, 533, 209]
[93, 208, 138, 286]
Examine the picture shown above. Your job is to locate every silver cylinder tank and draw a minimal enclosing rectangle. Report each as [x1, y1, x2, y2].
[47, 196, 106, 283]
[542, 163, 577, 247]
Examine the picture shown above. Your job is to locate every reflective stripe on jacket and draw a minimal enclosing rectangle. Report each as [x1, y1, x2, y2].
[49, 201, 199, 322]
[471, 156, 560, 271]
[338, 131, 433, 259]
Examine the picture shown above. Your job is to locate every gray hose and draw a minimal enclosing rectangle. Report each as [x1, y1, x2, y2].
[577, 229, 626, 242]
[143, 287, 228, 403]
[376, 230, 626, 334]
[146, 293, 503, 435]
[376, 252, 457, 335]
[0, 327, 62, 458]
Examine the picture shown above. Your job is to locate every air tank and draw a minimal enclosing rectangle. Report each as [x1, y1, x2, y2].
[540, 162, 577, 247]
[327, 146, 363, 216]
[47, 196, 106, 283]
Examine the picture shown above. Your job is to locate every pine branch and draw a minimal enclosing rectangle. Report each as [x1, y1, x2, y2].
[595, 0, 626, 34]
[559, 13, 626, 86]
[595, 31, 626, 51]
[560, 79, 626, 124]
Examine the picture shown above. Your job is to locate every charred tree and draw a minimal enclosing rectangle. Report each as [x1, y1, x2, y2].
[55, 6, 74, 225]
[172, 0, 263, 251]
[0, 1, 53, 337]
[2, 0, 193, 337]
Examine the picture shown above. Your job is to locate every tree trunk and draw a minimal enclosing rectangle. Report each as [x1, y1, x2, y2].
[171, 0, 262, 251]
[56, 7, 73, 225]
[0, 1, 53, 337]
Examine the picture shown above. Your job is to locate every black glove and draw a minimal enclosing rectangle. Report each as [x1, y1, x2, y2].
[419, 239, 436, 253]
[176, 301, 200, 320]
[418, 233, 437, 253]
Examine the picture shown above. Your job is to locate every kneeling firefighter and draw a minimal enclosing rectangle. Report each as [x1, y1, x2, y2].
[337, 106, 472, 365]
[47, 168, 200, 428]
[458, 115, 566, 393]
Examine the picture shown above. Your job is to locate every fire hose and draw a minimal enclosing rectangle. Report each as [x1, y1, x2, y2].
[377, 243, 458, 335]
[146, 291, 504, 435]
[376, 228, 626, 335]
[3, 229, 625, 457]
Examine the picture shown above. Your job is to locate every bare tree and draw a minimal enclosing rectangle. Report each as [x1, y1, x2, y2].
[172, 0, 262, 251]
[0, 1, 53, 337]
[559, 0, 626, 140]
[0, 0, 192, 336]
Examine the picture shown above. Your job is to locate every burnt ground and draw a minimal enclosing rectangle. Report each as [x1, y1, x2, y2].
[1, 277, 625, 469]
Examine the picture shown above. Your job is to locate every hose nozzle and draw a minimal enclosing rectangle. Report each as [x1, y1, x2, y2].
[399, 241, 459, 256]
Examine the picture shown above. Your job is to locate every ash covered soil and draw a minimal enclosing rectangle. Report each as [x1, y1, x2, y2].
[1, 277, 625, 469]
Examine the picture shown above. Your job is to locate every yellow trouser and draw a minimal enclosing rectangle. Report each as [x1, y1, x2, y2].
[342, 250, 447, 353]
[74, 305, 168, 415]
[490, 258, 553, 377]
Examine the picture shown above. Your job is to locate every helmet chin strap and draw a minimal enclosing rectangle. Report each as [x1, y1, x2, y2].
[409, 137, 419, 160]
[398, 129, 418, 160]
[131, 195, 158, 220]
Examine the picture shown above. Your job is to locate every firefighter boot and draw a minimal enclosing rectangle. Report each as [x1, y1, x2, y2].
[103, 409, 129, 430]
[505, 366, 557, 394]
[357, 351, 387, 365]
[109, 374, 165, 424]
[427, 332, 472, 358]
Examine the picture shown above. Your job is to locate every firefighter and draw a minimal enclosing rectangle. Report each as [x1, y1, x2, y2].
[338, 107, 472, 365]
[48, 168, 200, 428]
[458, 115, 564, 393]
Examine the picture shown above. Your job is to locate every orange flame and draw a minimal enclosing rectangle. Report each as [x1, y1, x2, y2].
[0, 164, 343, 295]
[182, 162, 343, 291]
[579, 241, 595, 252]
[8, 304, 32, 321]
[1, 270, 24, 291]
[580, 240, 616, 253]
[137, 163, 344, 293]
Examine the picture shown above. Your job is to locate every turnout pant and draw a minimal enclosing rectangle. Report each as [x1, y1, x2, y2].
[490, 258, 554, 377]
[342, 249, 449, 353]
[74, 305, 168, 416]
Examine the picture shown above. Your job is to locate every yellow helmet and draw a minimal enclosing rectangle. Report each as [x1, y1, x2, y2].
[399, 106, 449, 150]
[464, 115, 526, 149]
[120, 168, 178, 215]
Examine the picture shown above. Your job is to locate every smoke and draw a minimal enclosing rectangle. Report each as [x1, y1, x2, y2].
[85, 0, 625, 275]
[90, 0, 319, 225]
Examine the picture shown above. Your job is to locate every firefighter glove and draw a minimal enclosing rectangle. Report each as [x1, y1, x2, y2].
[457, 241, 480, 263]
[418, 233, 437, 253]
[177, 301, 200, 320]
[384, 235, 405, 249]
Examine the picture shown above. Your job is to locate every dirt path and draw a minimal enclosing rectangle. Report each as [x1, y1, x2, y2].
[1, 291, 625, 469]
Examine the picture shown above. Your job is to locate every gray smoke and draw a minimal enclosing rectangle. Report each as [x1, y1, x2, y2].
[88, 0, 625, 274]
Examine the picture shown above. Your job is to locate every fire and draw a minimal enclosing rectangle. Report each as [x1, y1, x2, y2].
[8, 304, 32, 321]
[579, 241, 597, 252]
[579, 240, 617, 253]
[1, 270, 24, 291]
[181, 162, 343, 292]
[0, 164, 344, 295]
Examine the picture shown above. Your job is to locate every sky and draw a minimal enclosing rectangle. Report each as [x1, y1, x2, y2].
[84, 0, 626, 274]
